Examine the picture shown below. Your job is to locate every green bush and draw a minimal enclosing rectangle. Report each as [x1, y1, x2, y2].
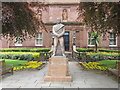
[11, 54, 20, 59]
[76, 48, 94, 52]
[0, 48, 50, 52]
[98, 49, 120, 53]
[0, 52, 38, 60]
[76, 48, 120, 53]
[22, 54, 33, 60]
[86, 52, 120, 56]
[0, 54, 10, 59]
[19, 49, 31, 52]
[30, 48, 50, 52]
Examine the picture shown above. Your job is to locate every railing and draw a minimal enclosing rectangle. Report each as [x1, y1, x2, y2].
[72, 45, 120, 62]
[72, 45, 86, 62]
[37, 50, 53, 62]
[72, 50, 87, 62]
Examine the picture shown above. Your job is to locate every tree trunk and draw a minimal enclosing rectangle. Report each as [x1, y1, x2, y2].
[95, 44, 97, 53]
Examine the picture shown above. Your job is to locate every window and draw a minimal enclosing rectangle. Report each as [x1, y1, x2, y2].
[35, 33, 43, 46]
[15, 36, 22, 46]
[109, 33, 117, 46]
[88, 33, 95, 46]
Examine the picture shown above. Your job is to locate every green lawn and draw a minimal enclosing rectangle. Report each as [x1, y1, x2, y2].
[98, 60, 120, 69]
[0, 59, 28, 67]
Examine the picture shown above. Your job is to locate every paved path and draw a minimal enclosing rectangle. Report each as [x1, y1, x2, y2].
[1, 62, 118, 88]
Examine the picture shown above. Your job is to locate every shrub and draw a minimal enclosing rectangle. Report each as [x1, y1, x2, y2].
[30, 48, 50, 52]
[0, 52, 40, 60]
[23, 54, 33, 60]
[0, 48, 50, 52]
[98, 49, 120, 53]
[0, 54, 10, 59]
[86, 52, 120, 56]
[76, 48, 120, 53]
[76, 48, 94, 52]
[19, 49, 31, 52]
[11, 54, 20, 59]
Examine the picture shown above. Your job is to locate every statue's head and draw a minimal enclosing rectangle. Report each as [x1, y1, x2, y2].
[56, 18, 61, 24]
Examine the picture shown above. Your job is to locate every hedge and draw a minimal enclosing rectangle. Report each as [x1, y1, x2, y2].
[76, 48, 120, 53]
[45, 22, 84, 25]
[98, 49, 120, 53]
[0, 52, 40, 60]
[76, 48, 94, 52]
[86, 52, 120, 56]
[0, 48, 50, 52]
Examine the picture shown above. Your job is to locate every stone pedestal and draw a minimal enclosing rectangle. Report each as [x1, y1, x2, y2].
[44, 56, 72, 82]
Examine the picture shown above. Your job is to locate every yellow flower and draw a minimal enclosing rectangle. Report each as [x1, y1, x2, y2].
[13, 67, 17, 71]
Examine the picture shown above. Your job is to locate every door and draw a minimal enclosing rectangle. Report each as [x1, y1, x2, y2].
[64, 32, 70, 51]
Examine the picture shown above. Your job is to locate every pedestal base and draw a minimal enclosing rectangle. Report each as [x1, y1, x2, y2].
[44, 76, 72, 82]
[44, 56, 72, 82]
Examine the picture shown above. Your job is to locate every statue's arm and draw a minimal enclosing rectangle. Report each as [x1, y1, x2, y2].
[52, 27, 59, 36]
[58, 27, 65, 37]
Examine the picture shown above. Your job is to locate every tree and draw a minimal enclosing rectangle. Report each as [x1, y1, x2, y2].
[90, 32, 101, 52]
[78, 2, 120, 35]
[1, 2, 47, 39]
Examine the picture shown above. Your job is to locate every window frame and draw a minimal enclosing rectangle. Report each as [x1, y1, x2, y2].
[15, 36, 22, 46]
[109, 33, 117, 47]
[87, 32, 95, 47]
[35, 32, 43, 46]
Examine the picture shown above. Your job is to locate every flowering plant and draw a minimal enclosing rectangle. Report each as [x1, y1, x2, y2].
[81, 62, 111, 71]
[13, 61, 43, 71]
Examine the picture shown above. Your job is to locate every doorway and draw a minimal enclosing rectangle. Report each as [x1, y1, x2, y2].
[64, 32, 70, 51]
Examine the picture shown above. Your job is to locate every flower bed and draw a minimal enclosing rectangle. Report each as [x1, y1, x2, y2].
[13, 61, 44, 71]
[0, 59, 45, 71]
[80, 62, 112, 71]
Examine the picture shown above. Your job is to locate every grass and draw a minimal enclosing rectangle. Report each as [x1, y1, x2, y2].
[98, 60, 120, 69]
[0, 59, 28, 67]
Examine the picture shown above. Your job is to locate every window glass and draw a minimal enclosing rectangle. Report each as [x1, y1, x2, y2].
[35, 33, 43, 46]
[88, 33, 95, 45]
[15, 36, 22, 46]
[109, 33, 116, 46]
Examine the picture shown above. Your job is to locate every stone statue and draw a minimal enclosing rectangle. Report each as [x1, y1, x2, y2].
[52, 18, 65, 57]
[62, 9, 68, 21]
[44, 18, 72, 82]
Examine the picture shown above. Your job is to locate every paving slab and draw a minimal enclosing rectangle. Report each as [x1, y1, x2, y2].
[1, 62, 118, 88]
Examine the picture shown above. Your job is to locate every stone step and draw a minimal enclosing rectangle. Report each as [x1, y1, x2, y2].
[44, 76, 72, 82]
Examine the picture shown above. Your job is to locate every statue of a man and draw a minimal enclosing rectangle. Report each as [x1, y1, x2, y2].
[52, 18, 65, 57]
